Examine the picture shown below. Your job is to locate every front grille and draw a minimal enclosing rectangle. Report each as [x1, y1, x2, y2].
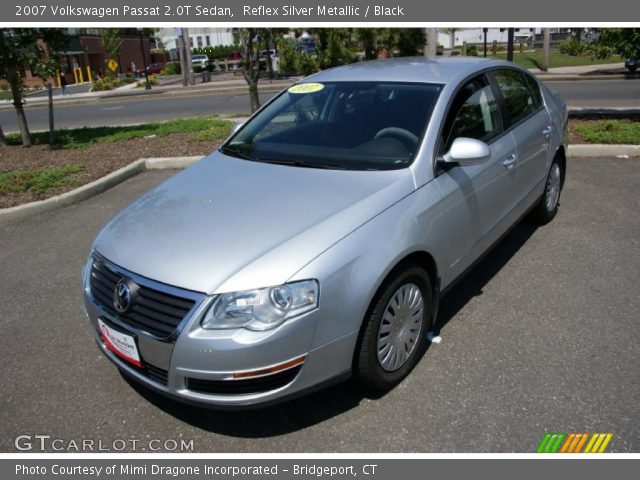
[186, 366, 302, 395]
[90, 259, 196, 338]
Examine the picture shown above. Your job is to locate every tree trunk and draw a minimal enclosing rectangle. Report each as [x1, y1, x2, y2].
[47, 81, 55, 146]
[0, 122, 6, 145]
[6, 65, 31, 147]
[248, 84, 260, 113]
[541, 29, 551, 73]
[266, 52, 273, 81]
[424, 28, 437, 58]
[507, 28, 515, 62]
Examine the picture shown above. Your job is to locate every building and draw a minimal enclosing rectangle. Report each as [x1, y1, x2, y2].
[1, 28, 152, 89]
[156, 28, 237, 61]
[437, 28, 571, 49]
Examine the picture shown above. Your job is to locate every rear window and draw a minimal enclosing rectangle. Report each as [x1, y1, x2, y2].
[493, 69, 542, 125]
[222, 82, 441, 171]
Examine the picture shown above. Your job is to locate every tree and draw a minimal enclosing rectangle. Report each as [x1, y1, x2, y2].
[240, 28, 266, 113]
[592, 28, 640, 60]
[0, 28, 68, 147]
[0, 122, 6, 145]
[101, 28, 122, 76]
[397, 29, 426, 57]
[315, 29, 355, 67]
[32, 56, 60, 146]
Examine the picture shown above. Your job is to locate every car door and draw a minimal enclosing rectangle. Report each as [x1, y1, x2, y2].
[434, 73, 518, 282]
[492, 69, 551, 213]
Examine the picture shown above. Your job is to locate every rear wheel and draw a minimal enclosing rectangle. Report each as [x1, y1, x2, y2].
[355, 266, 433, 390]
[531, 156, 563, 224]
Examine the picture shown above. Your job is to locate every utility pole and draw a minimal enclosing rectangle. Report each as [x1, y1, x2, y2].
[182, 27, 195, 86]
[507, 28, 515, 62]
[176, 29, 188, 87]
[425, 28, 438, 59]
[541, 28, 551, 72]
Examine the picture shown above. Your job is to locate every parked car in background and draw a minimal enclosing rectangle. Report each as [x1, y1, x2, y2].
[84, 57, 567, 409]
[625, 58, 638, 73]
[143, 63, 165, 75]
[191, 54, 209, 72]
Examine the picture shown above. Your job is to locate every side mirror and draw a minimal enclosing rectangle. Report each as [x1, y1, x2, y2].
[441, 137, 491, 166]
[231, 122, 244, 136]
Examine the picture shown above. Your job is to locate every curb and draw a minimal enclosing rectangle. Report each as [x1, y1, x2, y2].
[1, 146, 637, 227]
[568, 108, 640, 119]
[0, 156, 204, 227]
[567, 144, 640, 158]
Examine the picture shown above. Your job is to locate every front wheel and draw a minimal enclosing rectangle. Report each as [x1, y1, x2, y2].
[354, 266, 433, 390]
[531, 156, 564, 224]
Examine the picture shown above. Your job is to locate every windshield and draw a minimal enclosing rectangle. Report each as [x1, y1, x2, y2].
[222, 81, 441, 171]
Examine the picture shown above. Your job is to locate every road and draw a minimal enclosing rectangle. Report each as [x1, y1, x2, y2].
[0, 158, 638, 452]
[1, 79, 640, 133]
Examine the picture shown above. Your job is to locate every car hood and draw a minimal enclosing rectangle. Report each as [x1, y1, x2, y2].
[93, 151, 415, 294]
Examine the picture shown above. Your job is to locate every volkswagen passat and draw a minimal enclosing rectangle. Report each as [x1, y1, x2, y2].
[83, 58, 567, 408]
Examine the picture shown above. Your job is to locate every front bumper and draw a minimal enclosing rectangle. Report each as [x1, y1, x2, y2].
[83, 256, 354, 408]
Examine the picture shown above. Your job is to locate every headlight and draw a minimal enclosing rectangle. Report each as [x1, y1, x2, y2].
[201, 280, 319, 331]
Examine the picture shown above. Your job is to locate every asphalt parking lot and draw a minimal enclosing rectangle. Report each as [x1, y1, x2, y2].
[0, 158, 638, 452]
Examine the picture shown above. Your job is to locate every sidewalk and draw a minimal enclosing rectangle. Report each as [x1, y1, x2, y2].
[534, 62, 629, 81]
[0, 76, 301, 109]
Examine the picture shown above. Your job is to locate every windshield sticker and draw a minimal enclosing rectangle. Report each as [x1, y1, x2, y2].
[288, 83, 325, 94]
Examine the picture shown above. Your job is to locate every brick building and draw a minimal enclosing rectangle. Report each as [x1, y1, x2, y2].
[1, 29, 152, 89]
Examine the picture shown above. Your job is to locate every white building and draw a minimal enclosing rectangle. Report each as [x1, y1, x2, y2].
[156, 28, 237, 60]
[437, 28, 569, 48]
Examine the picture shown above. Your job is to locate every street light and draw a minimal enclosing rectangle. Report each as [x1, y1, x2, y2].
[483, 28, 488, 58]
[137, 28, 151, 90]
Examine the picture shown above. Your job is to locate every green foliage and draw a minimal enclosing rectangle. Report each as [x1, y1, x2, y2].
[559, 41, 590, 56]
[492, 51, 620, 69]
[277, 40, 319, 76]
[6, 117, 233, 149]
[277, 40, 299, 74]
[160, 62, 181, 75]
[192, 45, 238, 60]
[574, 120, 640, 144]
[0, 164, 84, 196]
[591, 28, 640, 60]
[315, 29, 356, 68]
[135, 74, 158, 88]
[91, 76, 128, 91]
[396, 29, 426, 57]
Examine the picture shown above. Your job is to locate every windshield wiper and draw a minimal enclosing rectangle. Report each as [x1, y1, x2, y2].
[220, 145, 257, 161]
[260, 158, 347, 170]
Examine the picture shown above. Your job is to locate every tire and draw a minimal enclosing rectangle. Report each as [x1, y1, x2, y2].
[627, 65, 638, 73]
[355, 266, 433, 390]
[531, 155, 564, 224]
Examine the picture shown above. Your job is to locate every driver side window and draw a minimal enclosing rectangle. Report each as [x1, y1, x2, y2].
[442, 75, 502, 153]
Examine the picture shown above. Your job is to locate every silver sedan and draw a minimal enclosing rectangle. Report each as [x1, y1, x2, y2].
[83, 57, 567, 408]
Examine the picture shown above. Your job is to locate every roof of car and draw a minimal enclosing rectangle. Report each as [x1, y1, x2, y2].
[305, 57, 520, 86]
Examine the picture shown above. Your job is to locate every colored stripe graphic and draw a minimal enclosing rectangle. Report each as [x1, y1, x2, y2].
[538, 433, 612, 453]
[537, 433, 565, 453]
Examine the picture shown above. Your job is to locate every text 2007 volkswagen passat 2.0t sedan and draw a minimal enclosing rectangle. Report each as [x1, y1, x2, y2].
[83, 57, 567, 408]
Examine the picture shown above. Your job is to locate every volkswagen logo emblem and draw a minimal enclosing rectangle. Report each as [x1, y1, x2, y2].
[113, 278, 134, 313]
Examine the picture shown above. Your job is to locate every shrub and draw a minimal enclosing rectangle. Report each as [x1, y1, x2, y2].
[450, 50, 461, 56]
[92, 76, 126, 91]
[136, 74, 158, 88]
[160, 62, 181, 75]
[559, 41, 589, 56]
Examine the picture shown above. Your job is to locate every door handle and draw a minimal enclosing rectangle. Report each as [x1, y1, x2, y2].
[502, 153, 517, 168]
[542, 126, 552, 137]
